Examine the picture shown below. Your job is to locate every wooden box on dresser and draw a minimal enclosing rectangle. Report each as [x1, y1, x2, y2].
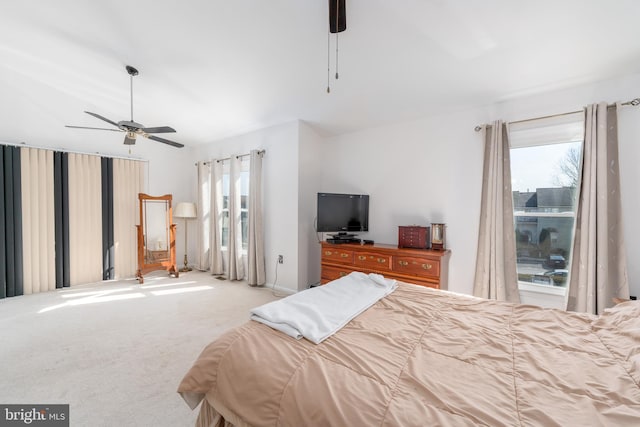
[321, 242, 451, 290]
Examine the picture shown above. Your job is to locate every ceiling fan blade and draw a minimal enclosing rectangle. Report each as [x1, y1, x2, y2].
[65, 125, 123, 132]
[147, 135, 184, 148]
[141, 126, 176, 134]
[84, 111, 120, 128]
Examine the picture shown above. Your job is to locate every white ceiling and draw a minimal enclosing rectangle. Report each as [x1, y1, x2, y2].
[1, 0, 640, 153]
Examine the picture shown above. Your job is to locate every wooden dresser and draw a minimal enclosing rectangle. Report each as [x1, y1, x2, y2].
[321, 242, 451, 290]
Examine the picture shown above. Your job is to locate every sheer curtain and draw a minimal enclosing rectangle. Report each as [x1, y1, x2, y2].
[473, 121, 520, 303]
[227, 155, 244, 280]
[247, 150, 265, 286]
[210, 160, 224, 275]
[566, 103, 629, 314]
[195, 161, 210, 271]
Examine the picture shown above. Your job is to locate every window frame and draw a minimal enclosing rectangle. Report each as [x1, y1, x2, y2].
[509, 113, 585, 296]
[220, 159, 250, 252]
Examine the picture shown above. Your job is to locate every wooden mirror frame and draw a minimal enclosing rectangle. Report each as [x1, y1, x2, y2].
[136, 193, 178, 284]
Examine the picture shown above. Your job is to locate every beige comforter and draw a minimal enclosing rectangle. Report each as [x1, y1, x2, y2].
[178, 283, 640, 426]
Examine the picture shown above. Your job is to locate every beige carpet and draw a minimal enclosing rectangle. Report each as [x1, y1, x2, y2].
[0, 271, 280, 426]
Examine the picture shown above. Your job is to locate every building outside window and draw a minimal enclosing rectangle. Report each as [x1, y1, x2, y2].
[509, 113, 584, 292]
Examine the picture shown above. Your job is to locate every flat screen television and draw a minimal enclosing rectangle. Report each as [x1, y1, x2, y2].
[317, 193, 369, 232]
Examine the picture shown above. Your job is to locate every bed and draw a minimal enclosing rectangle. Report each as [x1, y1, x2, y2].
[178, 279, 640, 426]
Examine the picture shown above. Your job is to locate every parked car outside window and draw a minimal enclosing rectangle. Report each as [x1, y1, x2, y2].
[544, 254, 566, 269]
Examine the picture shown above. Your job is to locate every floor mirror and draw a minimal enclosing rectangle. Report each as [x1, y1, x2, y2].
[136, 193, 178, 283]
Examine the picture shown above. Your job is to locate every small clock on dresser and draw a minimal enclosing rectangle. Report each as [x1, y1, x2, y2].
[431, 223, 446, 250]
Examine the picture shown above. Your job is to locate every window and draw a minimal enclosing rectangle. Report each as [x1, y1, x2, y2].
[509, 113, 584, 291]
[220, 161, 250, 250]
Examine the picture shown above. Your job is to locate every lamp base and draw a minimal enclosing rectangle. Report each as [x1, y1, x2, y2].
[180, 254, 192, 272]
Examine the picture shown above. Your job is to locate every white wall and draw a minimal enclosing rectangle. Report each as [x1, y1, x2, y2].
[298, 122, 324, 289]
[320, 72, 640, 297]
[320, 109, 487, 295]
[189, 121, 301, 292]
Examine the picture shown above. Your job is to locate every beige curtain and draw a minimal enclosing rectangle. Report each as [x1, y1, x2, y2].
[195, 161, 211, 271]
[227, 155, 244, 280]
[566, 103, 629, 314]
[247, 150, 265, 286]
[20, 148, 56, 294]
[113, 159, 144, 279]
[210, 160, 224, 275]
[68, 153, 103, 285]
[473, 121, 520, 303]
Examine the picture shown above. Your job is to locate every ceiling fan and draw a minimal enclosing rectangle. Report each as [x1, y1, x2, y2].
[66, 65, 184, 148]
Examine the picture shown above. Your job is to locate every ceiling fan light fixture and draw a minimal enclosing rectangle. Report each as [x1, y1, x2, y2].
[124, 131, 137, 145]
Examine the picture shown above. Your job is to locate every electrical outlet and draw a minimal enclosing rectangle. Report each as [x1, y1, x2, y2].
[278, 255, 284, 264]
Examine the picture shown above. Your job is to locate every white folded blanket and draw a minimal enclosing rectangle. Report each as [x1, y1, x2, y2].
[250, 272, 397, 344]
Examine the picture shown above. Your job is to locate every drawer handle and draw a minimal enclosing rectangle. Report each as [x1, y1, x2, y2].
[398, 260, 409, 266]
[340, 253, 349, 258]
[339, 272, 346, 277]
[324, 251, 333, 256]
[377, 258, 386, 263]
[358, 255, 367, 261]
[422, 263, 432, 270]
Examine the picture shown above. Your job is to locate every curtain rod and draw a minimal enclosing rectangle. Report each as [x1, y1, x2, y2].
[194, 149, 265, 166]
[474, 97, 640, 131]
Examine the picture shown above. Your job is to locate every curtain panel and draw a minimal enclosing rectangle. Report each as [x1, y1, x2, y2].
[227, 155, 244, 280]
[113, 158, 144, 279]
[0, 146, 24, 298]
[566, 103, 629, 314]
[210, 160, 224, 275]
[473, 121, 520, 303]
[247, 150, 265, 286]
[68, 153, 103, 286]
[195, 161, 211, 271]
[54, 152, 71, 288]
[101, 158, 115, 280]
[21, 148, 56, 294]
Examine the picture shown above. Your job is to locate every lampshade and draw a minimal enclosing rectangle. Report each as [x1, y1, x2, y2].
[174, 202, 197, 219]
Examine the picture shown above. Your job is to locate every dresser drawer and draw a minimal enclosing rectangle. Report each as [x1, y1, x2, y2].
[320, 242, 450, 290]
[321, 265, 355, 282]
[394, 256, 440, 278]
[322, 247, 354, 265]
[354, 251, 391, 271]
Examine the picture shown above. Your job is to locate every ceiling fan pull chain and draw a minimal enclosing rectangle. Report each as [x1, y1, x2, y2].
[335, 33, 339, 80]
[130, 74, 134, 121]
[335, 0, 339, 80]
[327, 31, 331, 93]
